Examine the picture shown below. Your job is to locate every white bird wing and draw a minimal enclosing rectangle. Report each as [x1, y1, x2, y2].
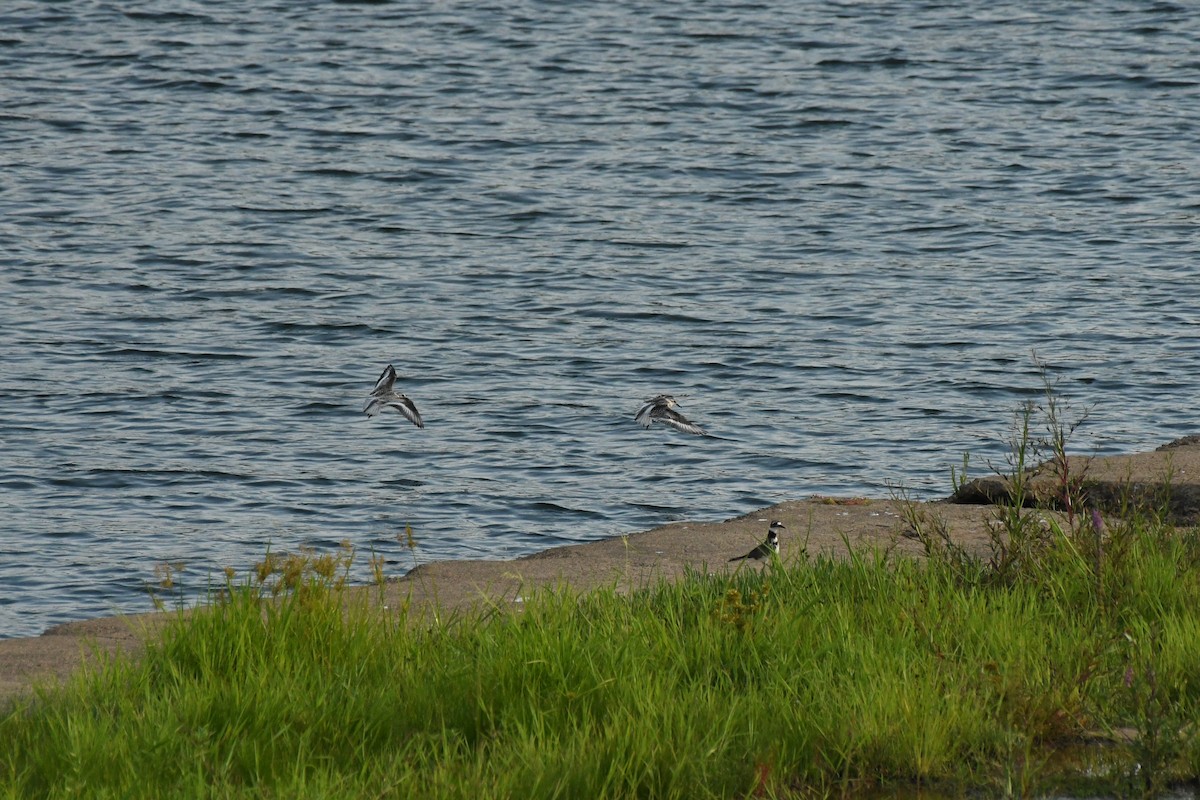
[660, 408, 707, 436]
[370, 364, 397, 396]
[387, 396, 424, 428]
[634, 401, 657, 427]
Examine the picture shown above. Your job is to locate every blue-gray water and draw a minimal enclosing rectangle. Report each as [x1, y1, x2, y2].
[2, 1, 1198, 638]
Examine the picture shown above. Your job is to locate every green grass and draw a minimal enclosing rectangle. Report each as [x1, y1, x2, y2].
[3, 514, 1200, 799]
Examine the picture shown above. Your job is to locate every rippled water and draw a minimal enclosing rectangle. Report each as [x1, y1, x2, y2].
[2, 1, 1198, 637]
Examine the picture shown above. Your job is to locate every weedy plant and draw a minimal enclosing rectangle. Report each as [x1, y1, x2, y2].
[893, 357, 1200, 797]
[6, 524, 1200, 798]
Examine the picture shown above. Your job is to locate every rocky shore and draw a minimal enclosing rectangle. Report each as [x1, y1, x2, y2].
[3, 437, 1198, 706]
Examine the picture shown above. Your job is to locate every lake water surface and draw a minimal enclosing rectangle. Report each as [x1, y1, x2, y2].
[2, 0, 1198, 637]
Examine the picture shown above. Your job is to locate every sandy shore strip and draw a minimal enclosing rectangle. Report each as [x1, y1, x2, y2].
[3, 438, 1198, 707]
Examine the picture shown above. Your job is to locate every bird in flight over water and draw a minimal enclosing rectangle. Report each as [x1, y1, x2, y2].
[363, 364, 424, 428]
[635, 394, 707, 436]
[729, 520, 784, 562]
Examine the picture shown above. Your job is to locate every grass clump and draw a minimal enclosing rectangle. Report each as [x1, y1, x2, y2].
[4, 519, 1200, 798]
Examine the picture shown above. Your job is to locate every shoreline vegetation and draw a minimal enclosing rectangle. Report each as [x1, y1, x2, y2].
[4, 398, 1200, 797]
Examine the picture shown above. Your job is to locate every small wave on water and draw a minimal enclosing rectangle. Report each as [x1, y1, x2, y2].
[0, 0, 1198, 637]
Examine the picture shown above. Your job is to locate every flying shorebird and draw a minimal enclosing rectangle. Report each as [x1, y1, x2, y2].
[634, 394, 707, 436]
[363, 364, 424, 428]
[729, 520, 784, 562]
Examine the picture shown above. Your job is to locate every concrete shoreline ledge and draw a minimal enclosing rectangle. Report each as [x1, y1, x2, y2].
[949, 434, 1200, 526]
[3, 437, 1198, 707]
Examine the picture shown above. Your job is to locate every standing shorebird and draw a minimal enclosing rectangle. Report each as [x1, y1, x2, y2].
[729, 521, 784, 562]
[635, 394, 707, 436]
[363, 364, 424, 428]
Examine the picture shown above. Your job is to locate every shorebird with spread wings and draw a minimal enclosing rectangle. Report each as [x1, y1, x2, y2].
[363, 364, 424, 428]
[635, 394, 707, 436]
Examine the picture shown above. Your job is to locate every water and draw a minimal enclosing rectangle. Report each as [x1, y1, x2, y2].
[1, 1, 1198, 638]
